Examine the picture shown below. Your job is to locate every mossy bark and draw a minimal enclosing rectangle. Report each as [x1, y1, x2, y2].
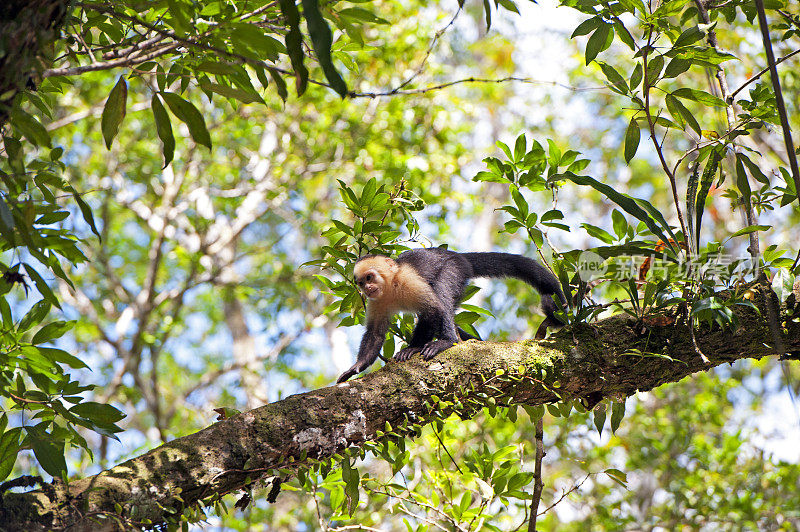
[1, 282, 797, 531]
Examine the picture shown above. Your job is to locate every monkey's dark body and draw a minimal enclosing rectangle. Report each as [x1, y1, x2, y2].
[336, 248, 566, 383]
[394, 249, 564, 356]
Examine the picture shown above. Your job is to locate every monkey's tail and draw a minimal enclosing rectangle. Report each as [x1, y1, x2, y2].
[461, 252, 567, 306]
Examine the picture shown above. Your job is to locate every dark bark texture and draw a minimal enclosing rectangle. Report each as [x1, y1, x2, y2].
[1, 282, 798, 531]
[0, 0, 69, 125]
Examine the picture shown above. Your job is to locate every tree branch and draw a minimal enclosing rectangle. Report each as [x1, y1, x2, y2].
[527, 417, 545, 532]
[753, 0, 800, 209]
[1, 283, 797, 531]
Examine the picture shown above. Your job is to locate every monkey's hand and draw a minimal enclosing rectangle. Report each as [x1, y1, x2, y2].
[336, 363, 363, 383]
[395, 346, 421, 361]
[420, 339, 456, 360]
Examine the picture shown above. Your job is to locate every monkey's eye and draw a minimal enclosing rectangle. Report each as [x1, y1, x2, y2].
[364, 273, 373, 282]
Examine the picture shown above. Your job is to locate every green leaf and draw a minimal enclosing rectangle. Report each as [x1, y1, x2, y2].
[672, 87, 726, 107]
[585, 23, 613, 65]
[151, 94, 175, 167]
[541, 209, 564, 222]
[598, 61, 628, 93]
[566, 174, 676, 246]
[11, 108, 51, 148]
[0, 297, 12, 328]
[593, 403, 606, 435]
[26, 426, 67, 478]
[101, 77, 128, 149]
[38, 347, 89, 369]
[72, 189, 101, 240]
[496, 140, 513, 162]
[35, 211, 69, 225]
[612, 19, 635, 50]
[629, 63, 643, 90]
[664, 94, 687, 129]
[267, 67, 288, 101]
[230, 24, 285, 61]
[70, 402, 126, 426]
[624, 116, 640, 163]
[737, 152, 770, 185]
[571, 16, 601, 38]
[604, 468, 628, 487]
[32, 321, 75, 344]
[610, 400, 625, 433]
[166, 0, 190, 35]
[695, 149, 721, 248]
[497, 0, 520, 15]
[772, 269, 794, 303]
[735, 152, 752, 209]
[612, 209, 628, 239]
[195, 61, 238, 76]
[279, 0, 310, 95]
[511, 187, 529, 217]
[0, 427, 22, 482]
[663, 57, 691, 78]
[198, 80, 263, 104]
[645, 54, 664, 85]
[482, 0, 492, 31]
[666, 93, 701, 134]
[22, 264, 60, 309]
[672, 25, 706, 48]
[582, 223, 615, 244]
[547, 139, 562, 166]
[338, 7, 389, 24]
[18, 299, 51, 332]
[680, 47, 736, 66]
[0, 196, 15, 246]
[590, 243, 662, 259]
[686, 154, 700, 249]
[568, 158, 590, 173]
[514, 133, 527, 163]
[726, 224, 771, 240]
[302, 0, 348, 97]
[161, 92, 212, 149]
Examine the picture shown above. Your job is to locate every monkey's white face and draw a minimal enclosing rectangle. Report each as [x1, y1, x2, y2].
[354, 268, 385, 300]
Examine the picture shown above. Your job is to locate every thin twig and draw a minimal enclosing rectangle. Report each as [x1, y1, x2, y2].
[753, 0, 800, 209]
[729, 48, 800, 100]
[331, 526, 386, 532]
[527, 417, 545, 532]
[353, 76, 602, 98]
[641, 21, 689, 242]
[694, 0, 760, 261]
[42, 41, 182, 77]
[392, 5, 464, 93]
[432, 427, 464, 474]
[536, 474, 591, 516]
[101, 34, 167, 60]
[312, 482, 328, 532]
[690, 322, 710, 364]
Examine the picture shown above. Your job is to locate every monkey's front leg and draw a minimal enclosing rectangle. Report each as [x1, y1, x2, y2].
[337, 318, 388, 382]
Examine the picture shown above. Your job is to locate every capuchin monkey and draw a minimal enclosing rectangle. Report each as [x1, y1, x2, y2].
[336, 248, 567, 383]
